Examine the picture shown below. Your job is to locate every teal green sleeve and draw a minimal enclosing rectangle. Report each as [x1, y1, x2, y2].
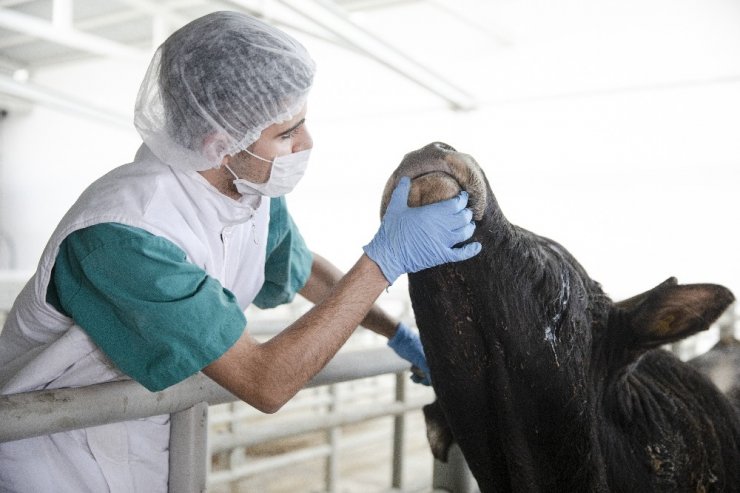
[253, 197, 313, 309]
[47, 223, 246, 392]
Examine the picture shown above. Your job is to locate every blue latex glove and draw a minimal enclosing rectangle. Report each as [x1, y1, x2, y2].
[388, 322, 431, 385]
[363, 176, 482, 284]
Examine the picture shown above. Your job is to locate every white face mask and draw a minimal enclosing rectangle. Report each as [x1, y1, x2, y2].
[225, 148, 311, 197]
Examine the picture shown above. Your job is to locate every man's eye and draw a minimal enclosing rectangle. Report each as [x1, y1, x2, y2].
[280, 126, 302, 140]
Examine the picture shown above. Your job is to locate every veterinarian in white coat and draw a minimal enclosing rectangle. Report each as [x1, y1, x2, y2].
[0, 11, 481, 492]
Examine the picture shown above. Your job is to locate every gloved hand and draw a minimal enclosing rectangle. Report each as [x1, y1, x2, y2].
[363, 176, 482, 284]
[388, 322, 431, 385]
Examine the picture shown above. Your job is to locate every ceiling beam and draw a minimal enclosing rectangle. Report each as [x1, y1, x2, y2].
[52, 0, 73, 29]
[276, 0, 476, 110]
[0, 7, 146, 62]
[336, 0, 421, 13]
[114, 0, 191, 48]
[0, 0, 31, 7]
[429, 0, 511, 47]
[0, 9, 146, 50]
[0, 53, 25, 72]
[0, 74, 131, 127]
[114, 0, 192, 28]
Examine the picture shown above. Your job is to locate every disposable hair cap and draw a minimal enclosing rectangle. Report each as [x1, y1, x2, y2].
[134, 11, 315, 171]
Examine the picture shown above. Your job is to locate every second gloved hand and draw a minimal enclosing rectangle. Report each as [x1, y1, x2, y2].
[388, 322, 431, 385]
[363, 176, 482, 284]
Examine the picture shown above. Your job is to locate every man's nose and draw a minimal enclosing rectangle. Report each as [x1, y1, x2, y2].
[294, 128, 313, 152]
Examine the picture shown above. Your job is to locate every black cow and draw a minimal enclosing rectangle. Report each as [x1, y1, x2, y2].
[379, 142, 740, 493]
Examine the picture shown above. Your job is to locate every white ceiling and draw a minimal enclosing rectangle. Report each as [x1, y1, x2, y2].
[0, 0, 478, 117]
[1, 0, 738, 124]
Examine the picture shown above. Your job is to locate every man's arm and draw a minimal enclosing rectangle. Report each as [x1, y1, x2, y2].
[299, 252, 398, 338]
[204, 178, 480, 412]
[203, 254, 388, 413]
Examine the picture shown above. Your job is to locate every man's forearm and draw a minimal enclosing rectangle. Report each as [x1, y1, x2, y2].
[300, 252, 398, 338]
[204, 254, 389, 412]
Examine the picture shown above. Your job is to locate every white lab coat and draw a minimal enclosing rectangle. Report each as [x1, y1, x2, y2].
[0, 145, 270, 492]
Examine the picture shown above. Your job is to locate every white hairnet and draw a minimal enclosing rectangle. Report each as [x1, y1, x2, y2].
[134, 11, 315, 171]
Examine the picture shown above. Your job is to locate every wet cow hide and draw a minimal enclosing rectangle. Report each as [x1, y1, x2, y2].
[379, 142, 740, 493]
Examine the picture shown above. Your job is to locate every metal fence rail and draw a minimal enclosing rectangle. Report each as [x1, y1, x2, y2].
[0, 348, 409, 441]
[0, 348, 437, 492]
[0, 276, 469, 492]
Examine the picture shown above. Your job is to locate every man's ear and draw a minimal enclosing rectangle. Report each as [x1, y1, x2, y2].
[616, 277, 735, 349]
[202, 133, 231, 166]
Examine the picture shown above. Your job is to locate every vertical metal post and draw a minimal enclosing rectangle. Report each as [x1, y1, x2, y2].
[392, 372, 406, 489]
[325, 384, 340, 492]
[432, 443, 479, 493]
[228, 402, 243, 493]
[168, 401, 209, 493]
[52, 0, 73, 29]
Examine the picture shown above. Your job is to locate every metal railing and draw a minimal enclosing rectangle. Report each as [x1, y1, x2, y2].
[0, 275, 471, 492]
[0, 347, 475, 492]
[206, 369, 436, 491]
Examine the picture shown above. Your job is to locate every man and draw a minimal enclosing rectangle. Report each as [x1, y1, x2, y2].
[0, 11, 480, 491]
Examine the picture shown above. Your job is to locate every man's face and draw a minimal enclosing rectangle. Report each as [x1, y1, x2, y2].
[226, 104, 312, 184]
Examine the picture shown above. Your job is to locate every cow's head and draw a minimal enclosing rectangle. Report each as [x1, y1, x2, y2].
[381, 141, 733, 366]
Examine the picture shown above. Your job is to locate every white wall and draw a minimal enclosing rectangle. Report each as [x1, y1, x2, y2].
[1, 0, 739, 303]
[0, 57, 145, 271]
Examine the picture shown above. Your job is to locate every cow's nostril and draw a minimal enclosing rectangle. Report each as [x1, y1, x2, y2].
[433, 142, 456, 152]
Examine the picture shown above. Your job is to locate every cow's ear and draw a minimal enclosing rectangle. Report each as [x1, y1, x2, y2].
[616, 278, 734, 349]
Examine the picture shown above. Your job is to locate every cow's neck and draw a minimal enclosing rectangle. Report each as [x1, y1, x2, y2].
[411, 212, 609, 491]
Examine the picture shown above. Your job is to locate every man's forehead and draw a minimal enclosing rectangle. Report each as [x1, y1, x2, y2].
[275, 105, 308, 130]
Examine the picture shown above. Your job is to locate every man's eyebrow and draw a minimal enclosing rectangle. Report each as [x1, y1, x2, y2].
[278, 118, 305, 137]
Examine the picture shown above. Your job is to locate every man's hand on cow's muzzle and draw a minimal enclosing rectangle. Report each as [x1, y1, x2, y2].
[388, 322, 431, 385]
[363, 176, 482, 284]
